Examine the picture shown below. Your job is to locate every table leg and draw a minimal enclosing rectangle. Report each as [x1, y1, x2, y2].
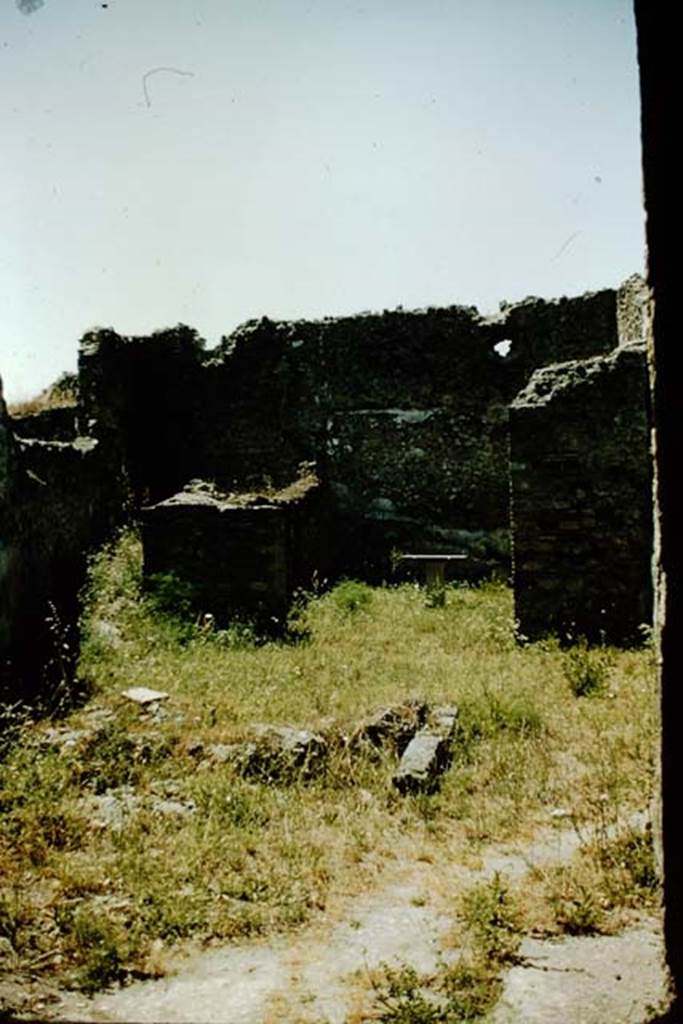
[425, 561, 446, 607]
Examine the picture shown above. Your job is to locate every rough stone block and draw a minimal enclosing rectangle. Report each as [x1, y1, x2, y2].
[392, 705, 459, 794]
[352, 701, 428, 755]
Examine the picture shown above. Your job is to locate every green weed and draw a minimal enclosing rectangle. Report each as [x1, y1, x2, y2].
[369, 964, 443, 1023]
[329, 579, 374, 616]
[564, 638, 614, 698]
[461, 873, 522, 965]
[146, 571, 195, 620]
[58, 905, 133, 994]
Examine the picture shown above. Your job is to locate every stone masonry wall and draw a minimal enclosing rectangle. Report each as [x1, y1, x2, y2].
[78, 286, 621, 579]
[509, 342, 652, 644]
[141, 477, 331, 629]
[1, 383, 127, 700]
[1, 278, 647, 695]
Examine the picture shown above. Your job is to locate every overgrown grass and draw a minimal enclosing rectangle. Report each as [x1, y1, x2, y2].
[0, 527, 659, 1005]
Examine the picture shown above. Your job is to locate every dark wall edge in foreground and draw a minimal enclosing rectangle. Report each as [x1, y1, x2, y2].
[634, 0, 681, 1012]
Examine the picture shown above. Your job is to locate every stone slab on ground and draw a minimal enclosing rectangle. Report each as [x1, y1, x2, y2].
[213, 725, 328, 782]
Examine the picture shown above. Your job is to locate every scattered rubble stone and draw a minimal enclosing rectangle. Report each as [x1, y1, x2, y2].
[203, 725, 328, 781]
[91, 618, 123, 647]
[149, 797, 197, 818]
[392, 705, 459, 794]
[36, 707, 115, 753]
[80, 786, 196, 831]
[82, 787, 141, 831]
[203, 742, 252, 765]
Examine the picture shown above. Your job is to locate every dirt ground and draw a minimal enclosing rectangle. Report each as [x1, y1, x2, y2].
[3, 816, 671, 1024]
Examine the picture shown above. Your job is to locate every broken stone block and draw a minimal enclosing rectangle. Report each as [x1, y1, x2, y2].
[81, 786, 196, 830]
[204, 741, 257, 767]
[392, 705, 459, 795]
[352, 701, 428, 755]
[141, 474, 332, 632]
[248, 724, 327, 780]
[36, 707, 116, 753]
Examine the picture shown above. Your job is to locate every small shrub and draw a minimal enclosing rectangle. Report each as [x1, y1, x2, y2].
[455, 691, 543, 755]
[461, 873, 521, 964]
[0, 889, 24, 951]
[369, 964, 442, 1024]
[76, 722, 157, 792]
[594, 824, 659, 907]
[59, 906, 132, 994]
[146, 572, 195, 620]
[439, 959, 500, 1020]
[330, 579, 374, 616]
[551, 876, 603, 935]
[212, 620, 258, 650]
[369, 957, 503, 1022]
[531, 825, 660, 939]
[564, 639, 613, 698]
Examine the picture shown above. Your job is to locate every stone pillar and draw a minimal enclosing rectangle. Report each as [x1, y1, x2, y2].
[509, 344, 653, 645]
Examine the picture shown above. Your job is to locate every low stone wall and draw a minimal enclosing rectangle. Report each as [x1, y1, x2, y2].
[141, 477, 332, 629]
[509, 343, 653, 644]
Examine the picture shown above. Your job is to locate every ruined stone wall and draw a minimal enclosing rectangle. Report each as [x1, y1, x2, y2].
[141, 477, 331, 628]
[0, 390, 127, 700]
[0, 278, 647, 693]
[78, 326, 204, 503]
[78, 286, 621, 578]
[10, 406, 77, 442]
[509, 342, 653, 644]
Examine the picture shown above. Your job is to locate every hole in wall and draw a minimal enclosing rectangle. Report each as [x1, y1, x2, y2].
[492, 339, 513, 359]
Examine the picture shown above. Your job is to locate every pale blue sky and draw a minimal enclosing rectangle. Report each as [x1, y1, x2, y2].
[2, 0, 643, 401]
